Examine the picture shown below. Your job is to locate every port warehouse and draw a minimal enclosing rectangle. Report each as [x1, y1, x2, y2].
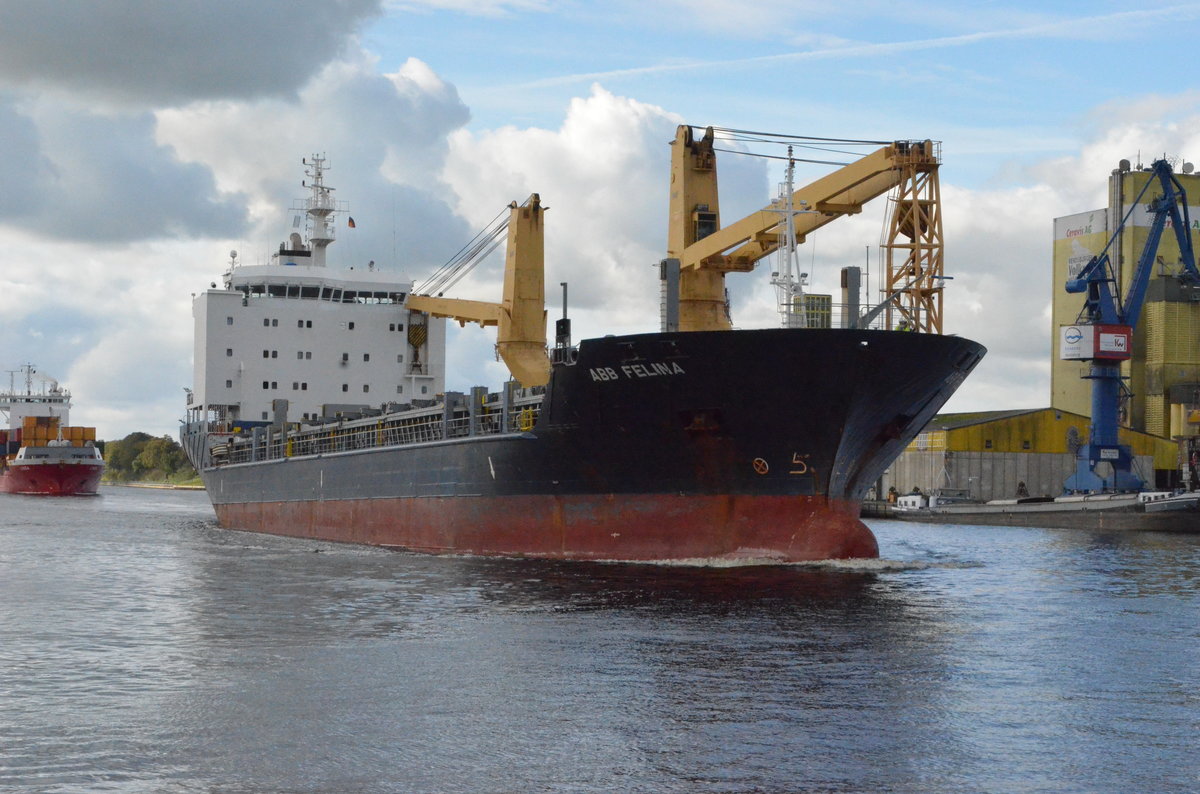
[883, 160, 1200, 501]
[883, 408, 1179, 501]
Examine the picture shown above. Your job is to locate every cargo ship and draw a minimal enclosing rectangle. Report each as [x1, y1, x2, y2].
[1, 365, 105, 495]
[182, 134, 985, 563]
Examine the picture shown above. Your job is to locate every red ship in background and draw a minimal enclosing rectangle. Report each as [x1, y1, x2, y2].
[1, 364, 104, 496]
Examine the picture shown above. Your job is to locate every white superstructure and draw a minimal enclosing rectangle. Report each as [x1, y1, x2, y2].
[189, 156, 446, 425]
[1, 364, 71, 430]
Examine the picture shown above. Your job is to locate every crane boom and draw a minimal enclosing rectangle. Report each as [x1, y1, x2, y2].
[667, 126, 941, 332]
[407, 195, 550, 389]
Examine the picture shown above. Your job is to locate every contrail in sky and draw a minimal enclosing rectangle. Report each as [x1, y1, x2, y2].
[510, 4, 1200, 89]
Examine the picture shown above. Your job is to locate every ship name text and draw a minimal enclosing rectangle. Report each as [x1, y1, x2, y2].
[589, 362, 686, 382]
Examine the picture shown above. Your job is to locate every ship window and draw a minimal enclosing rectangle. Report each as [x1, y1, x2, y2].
[271, 350, 278, 358]
[341, 352, 349, 362]
[421, 386, 428, 394]
[363, 384, 370, 393]
[271, 381, 277, 389]
[1022, 440, 1031, 450]
[263, 319, 270, 327]
[297, 351, 303, 360]
[305, 351, 312, 360]
[321, 288, 333, 300]
[262, 412, 269, 420]
[288, 285, 300, 298]
[227, 316, 233, 325]
[302, 383, 307, 391]
[306, 320, 312, 328]
[272, 319, 279, 327]
[298, 320, 304, 328]
[397, 354, 404, 363]
[292, 382, 298, 390]
[226, 348, 233, 357]
[349, 322, 356, 330]
[342, 384, 348, 392]
[301, 286, 319, 299]
[269, 285, 286, 297]
[331, 290, 342, 302]
[263, 350, 269, 358]
[226, 380, 232, 388]
[363, 353, 370, 362]
[389, 323, 395, 331]
[985, 439, 993, 449]
[397, 385, 403, 394]
[262, 381, 269, 389]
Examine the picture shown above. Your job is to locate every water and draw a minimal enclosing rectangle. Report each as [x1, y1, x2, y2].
[2, 487, 1198, 793]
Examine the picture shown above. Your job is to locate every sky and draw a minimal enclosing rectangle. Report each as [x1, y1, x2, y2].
[4, 0, 1200, 439]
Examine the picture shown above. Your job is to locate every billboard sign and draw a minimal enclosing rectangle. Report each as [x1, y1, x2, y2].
[1060, 324, 1132, 361]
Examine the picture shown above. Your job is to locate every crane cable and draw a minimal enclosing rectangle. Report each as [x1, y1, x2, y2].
[701, 125, 895, 166]
[416, 205, 510, 296]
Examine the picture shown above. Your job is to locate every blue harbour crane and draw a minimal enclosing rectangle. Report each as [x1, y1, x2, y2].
[1062, 159, 1200, 492]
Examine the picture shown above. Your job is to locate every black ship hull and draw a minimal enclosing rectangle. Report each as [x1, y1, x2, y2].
[188, 328, 986, 562]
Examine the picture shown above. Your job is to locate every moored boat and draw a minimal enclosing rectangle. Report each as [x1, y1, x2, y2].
[891, 489, 1200, 531]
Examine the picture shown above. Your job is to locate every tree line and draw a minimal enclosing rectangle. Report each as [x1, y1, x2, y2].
[101, 432, 197, 484]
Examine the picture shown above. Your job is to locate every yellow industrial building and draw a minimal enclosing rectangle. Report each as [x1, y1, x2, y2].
[885, 159, 1200, 500]
[886, 408, 1176, 501]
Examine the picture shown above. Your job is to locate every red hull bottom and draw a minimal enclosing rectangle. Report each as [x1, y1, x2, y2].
[0, 463, 104, 495]
[213, 494, 879, 563]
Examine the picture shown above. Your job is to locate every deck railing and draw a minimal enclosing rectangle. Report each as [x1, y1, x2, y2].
[212, 395, 542, 467]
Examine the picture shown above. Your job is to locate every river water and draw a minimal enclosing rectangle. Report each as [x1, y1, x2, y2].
[1, 486, 1197, 793]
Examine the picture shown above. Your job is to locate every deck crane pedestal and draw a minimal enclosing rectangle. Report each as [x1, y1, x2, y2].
[1061, 159, 1200, 492]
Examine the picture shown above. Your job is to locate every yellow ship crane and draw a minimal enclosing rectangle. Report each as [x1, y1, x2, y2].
[668, 125, 945, 333]
[406, 195, 551, 388]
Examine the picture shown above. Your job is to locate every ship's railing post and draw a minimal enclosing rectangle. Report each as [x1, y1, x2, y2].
[469, 386, 487, 437]
[442, 391, 462, 440]
[501, 381, 515, 433]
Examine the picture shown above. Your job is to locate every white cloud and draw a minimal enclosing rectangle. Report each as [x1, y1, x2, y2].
[439, 85, 770, 346]
[157, 55, 471, 269]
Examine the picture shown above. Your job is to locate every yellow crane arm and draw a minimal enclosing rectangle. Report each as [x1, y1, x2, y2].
[405, 195, 551, 389]
[404, 296, 503, 326]
[680, 142, 936, 271]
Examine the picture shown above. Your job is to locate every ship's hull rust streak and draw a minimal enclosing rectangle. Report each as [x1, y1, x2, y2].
[215, 493, 878, 562]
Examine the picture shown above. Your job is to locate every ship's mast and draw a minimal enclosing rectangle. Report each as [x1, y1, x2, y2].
[301, 154, 336, 268]
[770, 149, 809, 328]
[0, 363, 70, 429]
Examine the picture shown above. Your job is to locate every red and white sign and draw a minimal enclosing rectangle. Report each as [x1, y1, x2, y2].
[1060, 324, 1132, 361]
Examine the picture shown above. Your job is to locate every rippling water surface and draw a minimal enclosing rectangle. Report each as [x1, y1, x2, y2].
[2, 486, 1198, 792]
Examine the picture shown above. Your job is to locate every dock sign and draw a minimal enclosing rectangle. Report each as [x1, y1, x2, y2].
[1060, 324, 1132, 361]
